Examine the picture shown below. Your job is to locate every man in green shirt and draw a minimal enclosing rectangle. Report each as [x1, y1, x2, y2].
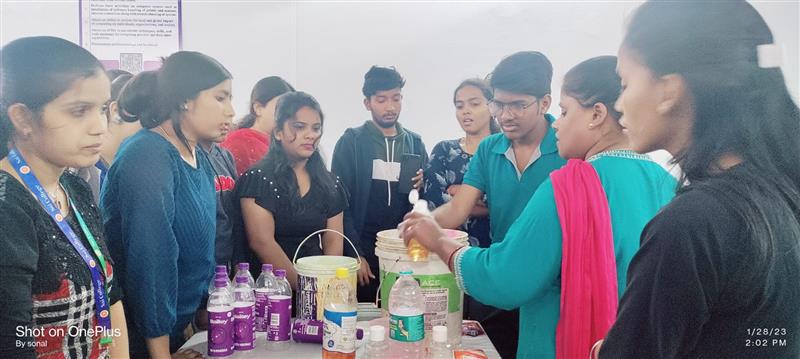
[431, 51, 566, 358]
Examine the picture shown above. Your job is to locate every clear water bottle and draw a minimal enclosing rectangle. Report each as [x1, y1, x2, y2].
[208, 265, 230, 295]
[389, 269, 426, 359]
[267, 269, 292, 351]
[427, 326, 452, 359]
[235, 262, 256, 288]
[254, 264, 278, 332]
[207, 278, 234, 357]
[364, 325, 389, 359]
[232, 275, 256, 351]
[209, 272, 231, 301]
[322, 267, 357, 359]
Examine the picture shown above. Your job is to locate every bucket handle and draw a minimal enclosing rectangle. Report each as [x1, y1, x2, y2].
[292, 229, 362, 266]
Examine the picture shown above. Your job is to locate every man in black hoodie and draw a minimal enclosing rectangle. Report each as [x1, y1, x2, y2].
[332, 66, 428, 303]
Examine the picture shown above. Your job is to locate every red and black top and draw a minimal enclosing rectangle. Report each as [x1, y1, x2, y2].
[0, 171, 122, 359]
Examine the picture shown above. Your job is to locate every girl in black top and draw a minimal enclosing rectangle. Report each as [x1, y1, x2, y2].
[598, 2, 800, 358]
[238, 92, 347, 290]
[0, 36, 129, 359]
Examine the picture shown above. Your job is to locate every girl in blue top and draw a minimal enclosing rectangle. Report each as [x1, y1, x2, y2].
[101, 51, 235, 357]
[401, 56, 676, 358]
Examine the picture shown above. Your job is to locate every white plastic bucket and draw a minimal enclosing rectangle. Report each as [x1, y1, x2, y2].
[293, 229, 360, 321]
[375, 228, 469, 345]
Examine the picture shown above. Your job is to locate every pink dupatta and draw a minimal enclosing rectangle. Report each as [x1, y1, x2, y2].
[551, 159, 618, 359]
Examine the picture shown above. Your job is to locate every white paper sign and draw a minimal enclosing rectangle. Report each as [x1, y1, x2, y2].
[80, 0, 182, 73]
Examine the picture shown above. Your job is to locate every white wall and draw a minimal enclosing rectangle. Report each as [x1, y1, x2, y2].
[2, 1, 798, 169]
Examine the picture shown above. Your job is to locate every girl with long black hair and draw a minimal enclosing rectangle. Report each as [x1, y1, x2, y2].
[237, 91, 347, 290]
[599, 2, 800, 357]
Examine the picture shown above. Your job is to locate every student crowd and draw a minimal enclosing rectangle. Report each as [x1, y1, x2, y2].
[1, 2, 798, 358]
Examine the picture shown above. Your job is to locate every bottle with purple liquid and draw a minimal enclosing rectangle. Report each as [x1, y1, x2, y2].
[232, 275, 256, 351]
[207, 278, 234, 357]
[267, 269, 292, 351]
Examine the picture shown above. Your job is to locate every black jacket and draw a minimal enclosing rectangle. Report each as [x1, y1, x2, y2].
[331, 121, 428, 257]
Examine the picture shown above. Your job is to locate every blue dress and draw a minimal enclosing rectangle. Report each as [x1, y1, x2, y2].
[423, 139, 492, 247]
[101, 129, 216, 353]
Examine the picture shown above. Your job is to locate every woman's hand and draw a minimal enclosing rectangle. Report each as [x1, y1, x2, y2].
[357, 256, 375, 286]
[399, 211, 447, 254]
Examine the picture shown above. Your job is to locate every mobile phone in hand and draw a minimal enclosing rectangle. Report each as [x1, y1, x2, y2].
[398, 153, 422, 194]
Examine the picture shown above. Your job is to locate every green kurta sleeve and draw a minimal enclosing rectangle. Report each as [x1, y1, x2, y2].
[456, 179, 562, 310]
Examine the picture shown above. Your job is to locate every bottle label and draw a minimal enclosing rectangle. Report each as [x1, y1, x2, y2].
[389, 312, 424, 342]
[292, 318, 324, 343]
[233, 305, 255, 350]
[323, 309, 357, 353]
[207, 310, 234, 357]
[267, 295, 291, 341]
[254, 290, 269, 332]
[381, 271, 458, 330]
[297, 275, 318, 320]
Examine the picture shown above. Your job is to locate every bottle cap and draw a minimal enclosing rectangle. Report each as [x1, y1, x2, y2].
[356, 328, 364, 340]
[408, 189, 419, 204]
[215, 272, 228, 280]
[275, 269, 287, 278]
[215, 265, 227, 273]
[335, 267, 349, 279]
[399, 268, 413, 276]
[237, 262, 249, 270]
[413, 199, 428, 213]
[214, 278, 228, 288]
[261, 263, 273, 273]
[369, 325, 385, 342]
[433, 325, 447, 343]
[235, 275, 249, 284]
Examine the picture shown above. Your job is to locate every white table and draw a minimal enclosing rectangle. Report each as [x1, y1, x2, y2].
[181, 321, 501, 358]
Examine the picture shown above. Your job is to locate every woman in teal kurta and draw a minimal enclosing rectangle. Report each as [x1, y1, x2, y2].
[400, 56, 676, 358]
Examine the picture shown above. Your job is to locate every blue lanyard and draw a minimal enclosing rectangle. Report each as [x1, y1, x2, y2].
[7, 148, 112, 344]
[95, 159, 108, 189]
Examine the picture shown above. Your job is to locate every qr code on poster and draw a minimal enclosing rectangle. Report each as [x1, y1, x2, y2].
[120, 53, 143, 73]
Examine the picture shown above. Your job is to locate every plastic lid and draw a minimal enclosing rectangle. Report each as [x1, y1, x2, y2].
[433, 325, 447, 343]
[369, 325, 385, 342]
[235, 276, 249, 284]
[215, 272, 228, 280]
[335, 267, 349, 279]
[356, 328, 364, 340]
[214, 278, 227, 288]
[237, 262, 249, 270]
[261, 263, 273, 272]
[274, 269, 286, 278]
[408, 189, 419, 204]
[413, 199, 428, 213]
[399, 268, 414, 276]
[215, 265, 227, 273]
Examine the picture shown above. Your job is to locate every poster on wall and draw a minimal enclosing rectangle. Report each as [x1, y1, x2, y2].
[79, 0, 182, 73]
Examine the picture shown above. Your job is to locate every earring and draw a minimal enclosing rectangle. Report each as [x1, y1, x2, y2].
[182, 104, 189, 111]
[589, 123, 595, 128]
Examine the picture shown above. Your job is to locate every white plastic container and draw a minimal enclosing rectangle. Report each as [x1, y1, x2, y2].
[375, 229, 469, 345]
[293, 229, 361, 321]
